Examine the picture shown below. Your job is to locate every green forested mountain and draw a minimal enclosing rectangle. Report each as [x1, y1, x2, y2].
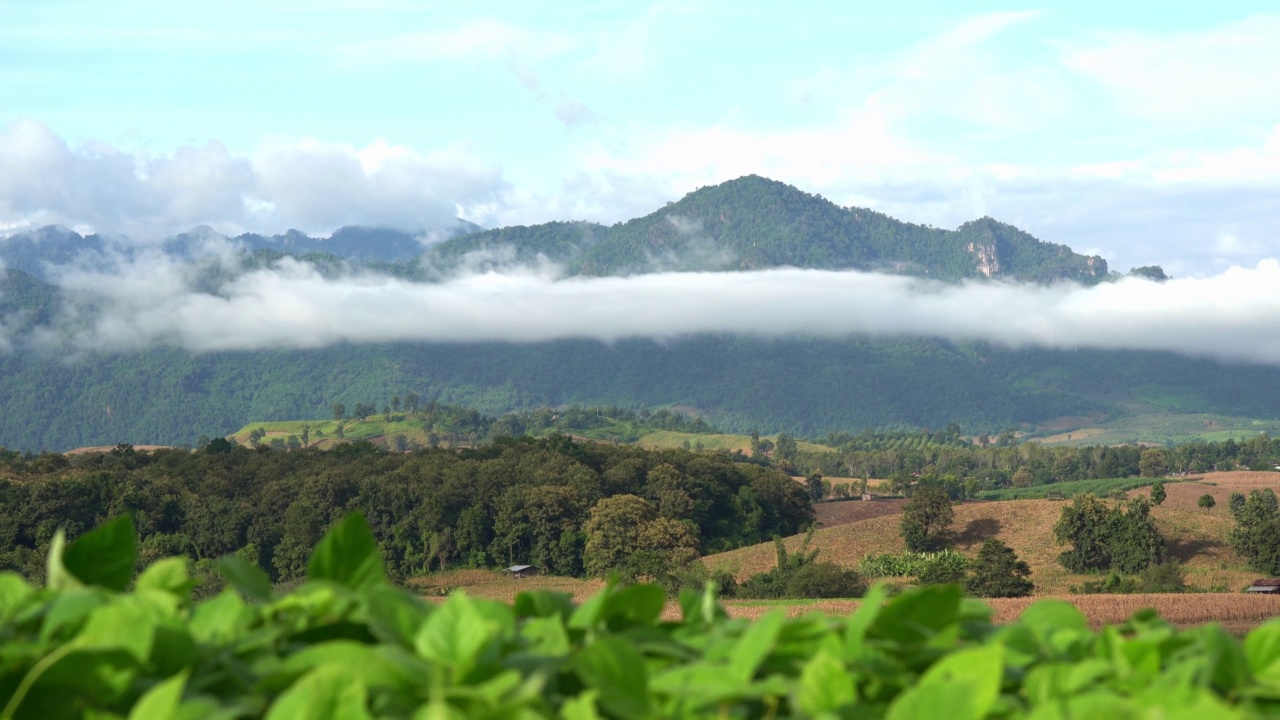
[428, 175, 1108, 282]
[0, 175, 1252, 451]
[5, 328, 1280, 451]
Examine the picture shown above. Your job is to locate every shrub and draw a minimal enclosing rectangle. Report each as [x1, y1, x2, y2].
[965, 539, 1033, 598]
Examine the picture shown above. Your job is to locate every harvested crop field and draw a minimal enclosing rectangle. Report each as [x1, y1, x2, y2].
[814, 498, 909, 527]
[705, 493, 1255, 595]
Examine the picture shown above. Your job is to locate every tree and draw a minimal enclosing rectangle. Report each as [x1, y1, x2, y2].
[1011, 468, 1033, 488]
[332, 403, 346, 421]
[966, 539, 1033, 597]
[1198, 494, 1216, 512]
[1230, 489, 1280, 574]
[581, 495, 698, 580]
[805, 472, 824, 503]
[1139, 448, 1169, 478]
[774, 433, 798, 462]
[1230, 491, 1247, 517]
[1054, 494, 1164, 574]
[1150, 481, 1166, 506]
[900, 485, 954, 552]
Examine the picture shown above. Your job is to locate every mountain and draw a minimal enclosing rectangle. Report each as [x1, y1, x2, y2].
[0, 220, 485, 279]
[0, 175, 1249, 452]
[428, 176, 1108, 283]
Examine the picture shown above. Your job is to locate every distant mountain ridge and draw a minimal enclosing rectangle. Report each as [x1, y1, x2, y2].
[2, 176, 1107, 284]
[427, 176, 1109, 283]
[0, 220, 484, 280]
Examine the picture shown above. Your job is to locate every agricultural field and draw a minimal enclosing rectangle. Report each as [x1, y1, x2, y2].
[636, 431, 835, 454]
[976, 476, 1170, 501]
[713, 471, 1279, 595]
[1033, 411, 1280, 447]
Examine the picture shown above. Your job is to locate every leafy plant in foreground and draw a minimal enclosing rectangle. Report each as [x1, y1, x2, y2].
[4, 513, 1280, 717]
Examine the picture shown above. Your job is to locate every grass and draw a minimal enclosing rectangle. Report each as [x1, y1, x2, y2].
[976, 477, 1166, 501]
[1033, 411, 1280, 447]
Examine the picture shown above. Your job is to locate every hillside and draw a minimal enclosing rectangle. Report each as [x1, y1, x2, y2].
[1, 174, 1274, 452]
[702, 471, 1273, 595]
[427, 175, 1109, 282]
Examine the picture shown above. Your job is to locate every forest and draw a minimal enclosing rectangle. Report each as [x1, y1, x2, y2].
[0, 437, 812, 590]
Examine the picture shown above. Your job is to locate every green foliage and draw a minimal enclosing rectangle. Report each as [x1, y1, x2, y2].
[965, 539, 1033, 598]
[1230, 489, 1280, 575]
[1200, 494, 1218, 511]
[7, 514, 1280, 717]
[901, 485, 954, 552]
[1151, 480, 1167, 506]
[1054, 494, 1166, 574]
[860, 550, 969, 580]
[977, 477, 1154, 501]
[737, 533, 865, 600]
[1073, 560, 1187, 595]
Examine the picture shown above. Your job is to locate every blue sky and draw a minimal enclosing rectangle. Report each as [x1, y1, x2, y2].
[2, 1, 1279, 276]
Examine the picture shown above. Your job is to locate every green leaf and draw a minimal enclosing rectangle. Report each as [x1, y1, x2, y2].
[888, 643, 1004, 720]
[1018, 600, 1088, 635]
[63, 516, 137, 592]
[127, 670, 188, 720]
[795, 648, 856, 715]
[75, 602, 156, 664]
[0, 572, 34, 625]
[364, 585, 430, 647]
[844, 582, 888, 652]
[415, 593, 496, 673]
[1246, 621, 1280, 684]
[521, 616, 572, 657]
[45, 528, 75, 591]
[217, 555, 274, 602]
[572, 636, 650, 719]
[870, 584, 962, 645]
[265, 666, 373, 720]
[307, 513, 386, 591]
[513, 590, 575, 620]
[600, 584, 666, 627]
[560, 690, 603, 720]
[135, 558, 195, 600]
[728, 610, 783, 683]
[188, 589, 250, 644]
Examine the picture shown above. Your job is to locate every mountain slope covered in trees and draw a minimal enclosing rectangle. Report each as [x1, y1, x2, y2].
[0, 174, 1263, 451]
[427, 175, 1109, 282]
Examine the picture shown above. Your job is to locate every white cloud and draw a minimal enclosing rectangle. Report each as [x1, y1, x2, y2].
[20, 255, 1280, 367]
[0, 120, 506, 239]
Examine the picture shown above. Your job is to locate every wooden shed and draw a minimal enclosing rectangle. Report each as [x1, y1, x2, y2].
[1246, 578, 1280, 594]
[506, 565, 539, 579]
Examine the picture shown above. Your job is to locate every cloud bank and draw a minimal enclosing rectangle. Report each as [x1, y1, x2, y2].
[12, 253, 1280, 365]
[0, 120, 505, 240]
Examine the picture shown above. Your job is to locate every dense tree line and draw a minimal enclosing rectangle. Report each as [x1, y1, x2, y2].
[792, 433, 1280, 499]
[0, 437, 812, 587]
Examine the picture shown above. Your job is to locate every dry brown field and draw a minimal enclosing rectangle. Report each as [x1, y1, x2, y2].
[814, 498, 909, 527]
[416, 471, 1280, 630]
[705, 471, 1280, 595]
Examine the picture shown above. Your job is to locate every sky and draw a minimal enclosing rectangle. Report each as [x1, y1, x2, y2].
[1, 1, 1278, 277]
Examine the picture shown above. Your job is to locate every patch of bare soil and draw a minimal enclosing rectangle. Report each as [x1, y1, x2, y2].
[815, 499, 909, 527]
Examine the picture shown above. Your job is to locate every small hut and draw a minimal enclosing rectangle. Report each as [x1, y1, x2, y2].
[506, 565, 539, 579]
[1246, 578, 1280, 594]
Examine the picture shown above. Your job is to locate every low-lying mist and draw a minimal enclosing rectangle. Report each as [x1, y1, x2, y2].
[7, 248, 1280, 365]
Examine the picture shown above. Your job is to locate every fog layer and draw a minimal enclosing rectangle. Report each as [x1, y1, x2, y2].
[10, 252, 1280, 365]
